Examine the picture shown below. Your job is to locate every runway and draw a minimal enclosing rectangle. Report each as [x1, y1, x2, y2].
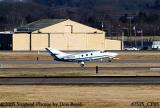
[0, 59, 159, 72]
[0, 76, 160, 85]
[0, 60, 160, 72]
[0, 67, 159, 72]
[0, 60, 159, 85]
[0, 60, 159, 64]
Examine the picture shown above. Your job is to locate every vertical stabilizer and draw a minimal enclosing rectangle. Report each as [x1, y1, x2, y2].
[45, 48, 67, 59]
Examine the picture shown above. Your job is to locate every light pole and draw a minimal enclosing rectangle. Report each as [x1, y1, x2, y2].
[121, 31, 124, 50]
[127, 16, 133, 47]
[101, 22, 104, 31]
[127, 17, 133, 37]
[137, 29, 143, 49]
[140, 30, 143, 49]
[141, 30, 143, 48]
[133, 25, 137, 48]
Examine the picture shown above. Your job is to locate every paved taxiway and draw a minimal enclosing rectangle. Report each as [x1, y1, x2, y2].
[0, 60, 159, 64]
[0, 76, 159, 85]
[0, 60, 159, 72]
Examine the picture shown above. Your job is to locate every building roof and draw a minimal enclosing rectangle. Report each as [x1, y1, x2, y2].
[15, 19, 67, 32]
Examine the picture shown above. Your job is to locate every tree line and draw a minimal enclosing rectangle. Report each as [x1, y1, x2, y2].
[0, 0, 160, 36]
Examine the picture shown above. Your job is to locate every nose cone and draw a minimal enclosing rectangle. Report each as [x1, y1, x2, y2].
[104, 52, 118, 58]
[112, 52, 118, 57]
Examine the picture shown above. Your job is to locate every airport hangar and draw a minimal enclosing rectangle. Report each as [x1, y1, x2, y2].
[0, 19, 122, 51]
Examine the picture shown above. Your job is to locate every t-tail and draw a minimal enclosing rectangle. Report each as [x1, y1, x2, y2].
[45, 48, 68, 60]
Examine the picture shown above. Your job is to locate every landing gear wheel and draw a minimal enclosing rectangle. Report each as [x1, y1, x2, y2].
[80, 64, 84, 67]
[108, 59, 112, 62]
[80, 61, 85, 67]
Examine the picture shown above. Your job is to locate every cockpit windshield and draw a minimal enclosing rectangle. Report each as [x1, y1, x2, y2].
[100, 51, 105, 53]
[103, 50, 107, 52]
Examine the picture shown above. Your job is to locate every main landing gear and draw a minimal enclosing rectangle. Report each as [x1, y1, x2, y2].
[108, 58, 112, 62]
[80, 61, 85, 67]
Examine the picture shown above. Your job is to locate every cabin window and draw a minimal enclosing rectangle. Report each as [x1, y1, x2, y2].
[91, 53, 93, 56]
[81, 55, 83, 57]
[86, 54, 88, 56]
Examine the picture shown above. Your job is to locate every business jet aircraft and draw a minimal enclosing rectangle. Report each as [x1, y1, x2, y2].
[45, 47, 118, 67]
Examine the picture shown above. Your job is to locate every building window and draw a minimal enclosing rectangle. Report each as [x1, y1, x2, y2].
[65, 25, 73, 33]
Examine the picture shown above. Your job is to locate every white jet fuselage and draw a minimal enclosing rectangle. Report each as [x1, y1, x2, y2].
[62, 51, 117, 62]
[46, 48, 118, 63]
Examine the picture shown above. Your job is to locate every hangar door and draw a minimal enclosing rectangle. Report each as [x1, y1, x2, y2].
[0, 34, 12, 50]
[68, 34, 86, 50]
